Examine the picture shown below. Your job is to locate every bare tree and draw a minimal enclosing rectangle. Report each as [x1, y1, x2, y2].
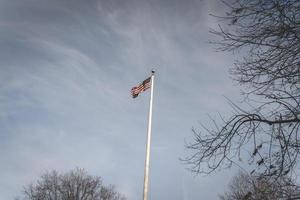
[219, 172, 300, 200]
[19, 168, 126, 200]
[184, 0, 300, 178]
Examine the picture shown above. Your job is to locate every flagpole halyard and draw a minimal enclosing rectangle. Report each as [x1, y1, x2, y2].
[143, 70, 155, 200]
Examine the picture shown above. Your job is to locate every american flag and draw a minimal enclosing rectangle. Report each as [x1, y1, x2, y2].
[131, 77, 151, 98]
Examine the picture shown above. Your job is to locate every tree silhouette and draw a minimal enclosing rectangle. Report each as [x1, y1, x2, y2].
[18, 169, 126, 200]
[184, 0, 300, 178]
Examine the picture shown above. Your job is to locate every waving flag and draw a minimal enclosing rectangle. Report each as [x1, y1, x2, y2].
[131, 77, 151, 98]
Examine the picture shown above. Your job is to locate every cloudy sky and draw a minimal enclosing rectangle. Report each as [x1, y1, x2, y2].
[0, 0, 243, 199]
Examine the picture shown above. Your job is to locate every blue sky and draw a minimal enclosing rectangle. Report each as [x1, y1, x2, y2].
[0, 0, 243, 199]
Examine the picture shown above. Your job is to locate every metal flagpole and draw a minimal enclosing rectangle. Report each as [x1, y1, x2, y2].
[143, 70, 155, 200]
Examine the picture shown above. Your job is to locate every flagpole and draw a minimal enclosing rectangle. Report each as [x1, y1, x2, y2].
[143, 70, 155, 200]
